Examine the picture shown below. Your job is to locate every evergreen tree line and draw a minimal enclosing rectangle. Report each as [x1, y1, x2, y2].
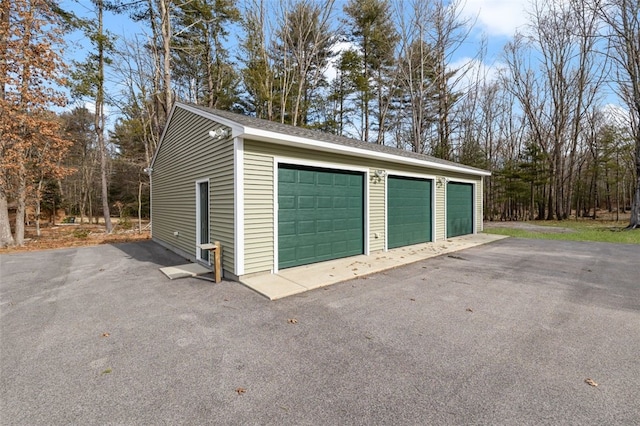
[1, 0, 639, 247]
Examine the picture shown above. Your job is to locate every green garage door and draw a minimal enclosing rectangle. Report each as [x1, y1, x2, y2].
[388, 176, 432, 249]
[278, 164, 364, 269]
[447, 182, 474, 238]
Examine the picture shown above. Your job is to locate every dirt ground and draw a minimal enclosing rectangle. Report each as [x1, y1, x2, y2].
[483, 221, 575, 233]
[0, 222, 150, 254]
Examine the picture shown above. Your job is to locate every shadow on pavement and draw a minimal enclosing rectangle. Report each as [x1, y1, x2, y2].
[110, 240, 189, 268]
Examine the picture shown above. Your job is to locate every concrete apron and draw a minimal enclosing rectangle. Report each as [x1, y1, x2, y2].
[240, 233, 508, 300]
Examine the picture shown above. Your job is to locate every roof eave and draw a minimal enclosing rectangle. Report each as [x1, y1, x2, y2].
[178, 103, 244, 136]
[168, 102, 490, 177]
[240, 127, 491, 177]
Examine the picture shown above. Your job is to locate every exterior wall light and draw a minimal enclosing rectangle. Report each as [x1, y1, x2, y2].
[208, 128, 229, 139]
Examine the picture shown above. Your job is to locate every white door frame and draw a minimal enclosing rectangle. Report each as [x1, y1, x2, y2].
[195, 178, 211, 264]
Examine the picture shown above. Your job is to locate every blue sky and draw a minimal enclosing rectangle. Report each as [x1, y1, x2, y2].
[59, 0, 535, 116]
[62, 0, 530, 71]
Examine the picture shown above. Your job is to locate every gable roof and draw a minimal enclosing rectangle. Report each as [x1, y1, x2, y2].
[154, 102, 490, 177]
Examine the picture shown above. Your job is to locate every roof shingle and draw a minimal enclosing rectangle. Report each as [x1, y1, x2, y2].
[182, 103, 489, 175]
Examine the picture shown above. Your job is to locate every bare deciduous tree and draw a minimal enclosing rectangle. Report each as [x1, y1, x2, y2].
[595, 0, 640, 228]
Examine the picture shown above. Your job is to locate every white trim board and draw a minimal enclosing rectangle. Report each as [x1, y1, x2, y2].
[234, 137, 245, 276]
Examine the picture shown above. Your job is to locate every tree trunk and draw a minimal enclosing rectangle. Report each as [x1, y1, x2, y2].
[159, 0, 172, 114]
[14, 169, 26, 246]
[0, 189, 14, 248]
[629, 136, 640, 228]
[96, 1, 112, 233]
[36, 179, 43, 237]
[138, 180, 143, 234]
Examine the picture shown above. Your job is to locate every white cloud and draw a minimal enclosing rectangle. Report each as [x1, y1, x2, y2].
[83, 101, 96, 114]
[460, 0, 530, 37]
[602, 103, 631, 127]
[323, 41, 358, 82]
[448, 56, 507, 91]
[83, 101, 111, 117]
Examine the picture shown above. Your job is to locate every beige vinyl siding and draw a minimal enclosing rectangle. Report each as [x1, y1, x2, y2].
[478, 177, 484, 231]
[435, 178, 446, 240]
[152, 106, 235, 274]
[369, 170, 385, 252]
[243, 150, 274, 274]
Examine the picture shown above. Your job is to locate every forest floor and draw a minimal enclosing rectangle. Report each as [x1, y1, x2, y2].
[0, 221, 151, 254]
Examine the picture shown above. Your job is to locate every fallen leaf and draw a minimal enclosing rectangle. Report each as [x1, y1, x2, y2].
[101, 368, 112, 375]
[99, 268, 105, 271]
[585, 378, 598, 387]
[235, 387, 246, 395]
[223, 298, 229, 302]
[466, 308, 473, 312]
[287, 318, 298, 324]
[101, 332, 110, 337]
[448, 255, 466, 260]
[410, 298, 416, 301]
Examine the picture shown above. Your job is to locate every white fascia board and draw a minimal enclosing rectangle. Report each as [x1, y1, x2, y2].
[242, 127, 491, 177]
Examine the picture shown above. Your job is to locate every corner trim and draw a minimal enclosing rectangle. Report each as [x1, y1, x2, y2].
[234, 137, 245, 276]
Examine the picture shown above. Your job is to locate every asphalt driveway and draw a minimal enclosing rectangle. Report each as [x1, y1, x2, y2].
[1, 238, 639, 425]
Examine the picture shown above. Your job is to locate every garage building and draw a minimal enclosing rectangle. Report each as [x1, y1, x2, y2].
[149, 103, 490, 280]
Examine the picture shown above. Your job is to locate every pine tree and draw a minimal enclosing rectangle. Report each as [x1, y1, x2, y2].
[71, 0, 115, 233]
[172, 0, 240, 109]
[343, 0, 398, 143]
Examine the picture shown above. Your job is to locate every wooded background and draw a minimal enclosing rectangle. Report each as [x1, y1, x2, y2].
[1, 0, 639, 247]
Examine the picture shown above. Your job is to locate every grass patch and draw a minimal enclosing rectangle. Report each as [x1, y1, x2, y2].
[72, 228, 90, 239]
[484, 221, 640, 244]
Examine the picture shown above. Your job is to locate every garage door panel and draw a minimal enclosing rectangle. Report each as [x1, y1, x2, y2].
[317, 196, 332, 208]
[278, 165, 364, 269]
[388, 176, 432, 249]
[447, 182, 473, 238]
[317, 219, 332, 232]
[279, 169, 296, 183]
[279, 221, 296, 236]
[333, 196, 347, 208]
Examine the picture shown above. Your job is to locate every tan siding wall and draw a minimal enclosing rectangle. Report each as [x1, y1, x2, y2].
[243, 150, 274, 274]
[152, 106, 235, 274]
[435, 179, 446, 240]
[369, 170, 385, 252]
[478, 177, 484, 231]
[243, 139, 483, 275]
